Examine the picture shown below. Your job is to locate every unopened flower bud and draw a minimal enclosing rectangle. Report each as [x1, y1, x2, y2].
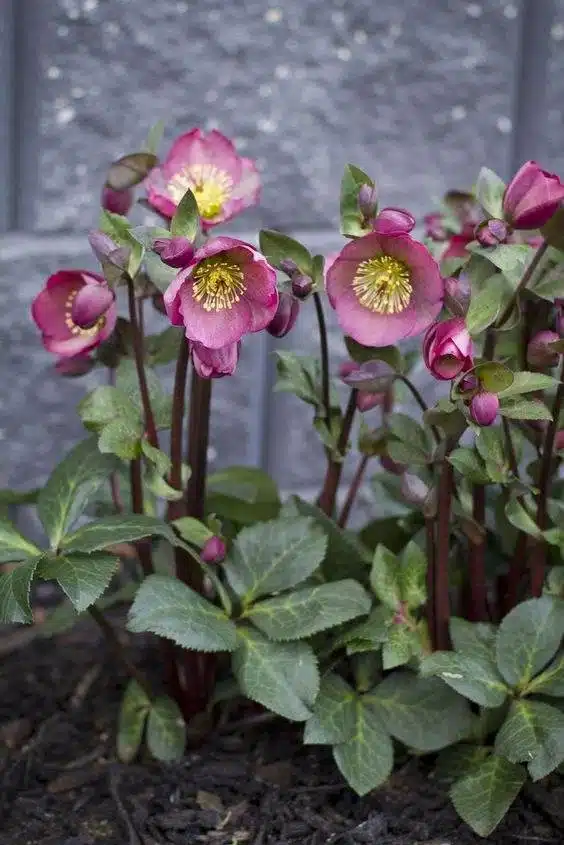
[101, 184, 134, 216]
[280, 258, 299, 276]
[475, 218, 509, 247]
[373, 207, 415, 236]
[444, 274, 471, 317]
[201, 535, 226, 564]
[290, 273, 314, 300]
[470, 392, 499, 426]
[192, 341, 240, 379]
[88, 230, 130, 271]
[266, 291, 300, 338]
[503, 160, 564, 230]
[400, 473, 430, 506]
[527, 330, 561, 369]
[423, 318, 473, 381]
[356, 391, 386, 412]
[153, 236, 195, 269]
[358, 183, 378, 220]
[424, 212, 448, 242]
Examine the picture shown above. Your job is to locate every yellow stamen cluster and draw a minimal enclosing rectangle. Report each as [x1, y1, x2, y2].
[64, 289, 105, 336]
[352, 255, 412, 314]
[168, 163, 233, 219]
[192, 256, 245, 312]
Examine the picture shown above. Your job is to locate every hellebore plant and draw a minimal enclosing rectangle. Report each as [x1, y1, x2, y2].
[5, 134, 564, 839]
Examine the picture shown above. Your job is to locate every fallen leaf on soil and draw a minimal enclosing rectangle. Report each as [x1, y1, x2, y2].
[254, 760, 294, 787]
[196, 790, 225, 814]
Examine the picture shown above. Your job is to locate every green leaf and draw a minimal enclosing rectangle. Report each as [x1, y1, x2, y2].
[62, 514, 177, 553]
[106, 152, 157, 191]
[79, 385, 139, 428]
[98, 417, 143, 460]
[382, 623, 422, 670]
[225, 516, 327, 603]
[505, 498, 542, 539]
[370, 545, 401, 610]
[116, 359, 172, 429]
[342, 604, 393, 654]
[170, 188, 200, 240]
[144, 250, 177, 293]
[495, 597, 564, 688]
[473, 362, 514, 394]
[476, 167, 506, 218]
[0, 513, 41, 563]
[141, 440, 171, 477]
[144, 119, 165, 155]
[128, 574, 237, 652]
[524, 652, 564, 697]
[206, 466, 280, 524]
[420, 651, 509, 708]
[474, 426, 505, 467]
[500, 397, 553, 421]
[448, 447, 489, 484]
[497, 371, 560, 399]
[173, 517, 213, 549]
[274, 352, 335, 411]
[400, 541, 427, 609]
[37, 438, 117, 549]
[146, 326, 183, 367]
[495, 699, 564, 781]
[232, 626, 319, 721]
[286, 497, 371, 583]
[303, 674, 357, 744]
[435, 744, 490, 785]
[387, 413, 428, 454]
[0, 558, 40, 623]
[369, 671, 473, 751]
[117, 680, 150, 763]
[469, 243, 534, 288]
[449, 617, 497, 661]
[339, 164, 375, 238]
[466, 284, 504, 335]
[146, 696, 186, 762]
[387, 438, 429, 466]
[37, 552, 119, 612]
[450, 755, 525, 837]
[333, 697, 394, 795]
[0, 487, 39, 506]
[258, 230, 313, 275]
[247, 580, 371, 641]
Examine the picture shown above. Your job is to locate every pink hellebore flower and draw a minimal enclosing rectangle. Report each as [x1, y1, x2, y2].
[191, 340, 240, 379]
[145, 128, 260, 229]
[326, 232, 444, 347]
[503, 161, 564, 230]
[164, 237, 278, 349]
[423, 317, 473, 381]
[31, 270, 117, 359]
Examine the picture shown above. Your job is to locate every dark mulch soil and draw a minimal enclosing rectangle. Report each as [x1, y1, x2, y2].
[2, 620, 564, 845]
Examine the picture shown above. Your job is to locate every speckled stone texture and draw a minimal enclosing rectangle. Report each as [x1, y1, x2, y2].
[546, 1, 564, 174]
[34, 0, 521, 233]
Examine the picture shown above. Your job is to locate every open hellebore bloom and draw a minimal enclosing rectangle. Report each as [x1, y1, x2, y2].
[191, 340, 240, 379]
[164, 237, 278, 349]
[145, 128, 260, 229]
[326, 232, 444, 346]
[503, 161, 564, 230]
[423, 317, 473, 381]
[32, 270, 117, 359]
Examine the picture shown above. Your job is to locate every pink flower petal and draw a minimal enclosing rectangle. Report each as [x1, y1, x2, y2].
[71, 284, 115, 328]
[180, 284, 253, 348]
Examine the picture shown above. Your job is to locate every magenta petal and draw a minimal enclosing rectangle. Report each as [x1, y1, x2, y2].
[71, 284, 114, 328]
[180, 284, 253, 349]
[192, 341, 240, 378]
[374, 207, 416, 235]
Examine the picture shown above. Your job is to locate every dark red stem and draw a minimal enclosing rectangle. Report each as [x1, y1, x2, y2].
[127, 279, 159, 449]
[167, 338, 190, 523]
[338, 454, 369, 528]
[317, 389, 358, 516]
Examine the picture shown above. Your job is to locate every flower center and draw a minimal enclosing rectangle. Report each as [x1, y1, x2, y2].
[167, 163, 233, 219]
[192, 256, 245, 312]
[64, 289, 106, 336]
[352, 255, 412, 314]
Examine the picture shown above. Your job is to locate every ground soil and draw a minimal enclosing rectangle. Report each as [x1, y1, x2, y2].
[1, 618, 564, 845]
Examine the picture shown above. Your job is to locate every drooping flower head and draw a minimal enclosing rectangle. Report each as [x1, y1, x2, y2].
[326, 232, 444, 347]
[164, 237, 278, 349]
[31, 270, 117, 360]
[423, 317, 473, 381]
[191, 340, 241, 379]
[145, 129, 260, 229]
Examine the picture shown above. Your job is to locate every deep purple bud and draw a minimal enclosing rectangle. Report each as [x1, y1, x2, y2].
[373, 207, 415, 236]
[88, 230, 130, 270]
[266, 292, 300, 338]
[280, 258, 299, 276]
[201, 535, 226, 564]
[475, 218, 509, 247]
[358, 183, 378, 219]
[153, 236, 195, 269]
[101, 185, 134, 216]
[444, 274, 471, 317]
[527, 330, 561, 369]
[470, 392, 499, 426]
[291, 273, 314, 300]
